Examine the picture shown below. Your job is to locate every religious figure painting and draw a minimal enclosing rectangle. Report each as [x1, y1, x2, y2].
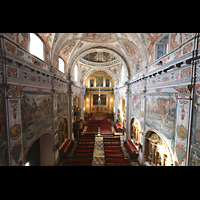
[93, 94, 106, 105]
[106, 79, 110, 87]
[90, 79, 94, 87]
[96, 76, 103, 87]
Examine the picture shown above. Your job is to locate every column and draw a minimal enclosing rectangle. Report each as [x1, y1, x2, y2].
[161, 154, 167, 166]
[151, 143, 157, 166]
[80, 89, 85, 121]
[125, 83, 131, 141]
[144, 138, 149, 162]
[114, 89, 119, 121]
[8, 97, 23, 166]
[148, 141, 152, 164]
[68, 82, 73, 140]
[186, 34, 199, 166]
[142, 76, 147, 165]
[108, 92, 110, 114]
[89, 93, 91, 113]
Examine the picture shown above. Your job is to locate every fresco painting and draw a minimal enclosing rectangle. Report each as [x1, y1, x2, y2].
[21, 92, 52, 133]
[0, 85, 8, 166]
[146, 92, 178, 139]
[192, 90, 200, 148]
[82, 33, 117, 43]
[190, 145, 200, 166]
[57, 93, 68, 114]
[190, 87, 200, 165]
[131, 93, 141, 120]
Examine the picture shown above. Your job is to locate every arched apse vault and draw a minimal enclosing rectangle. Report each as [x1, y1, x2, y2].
[83, 68, 117, 86]
[67, 46, 131, 82]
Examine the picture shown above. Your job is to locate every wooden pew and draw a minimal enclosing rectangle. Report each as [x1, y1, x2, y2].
[59, 139, 73, 159]
[124, 139, 139, 161]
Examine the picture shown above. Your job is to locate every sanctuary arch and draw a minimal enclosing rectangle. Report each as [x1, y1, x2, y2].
[144, 131, 173, 166]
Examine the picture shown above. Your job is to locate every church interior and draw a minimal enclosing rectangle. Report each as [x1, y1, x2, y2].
[0, 33, 200, 166]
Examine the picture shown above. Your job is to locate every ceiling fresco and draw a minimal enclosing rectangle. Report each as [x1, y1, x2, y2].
[3, 33, 195, 85]
[46, 33, 151, 82]
[81, 33, 117, 43]
[30, 33, 194, 84]
[82, 51, 117, 63]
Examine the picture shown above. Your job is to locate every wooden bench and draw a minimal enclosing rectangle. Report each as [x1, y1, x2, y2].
[59, 139, 73, 159]
[113, 124, 122, 132]
[124, 139, 139, 161]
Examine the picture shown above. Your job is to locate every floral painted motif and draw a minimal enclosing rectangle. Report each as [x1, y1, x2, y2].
[181, 67, 191, 79]
[183, 42, 193, 55]
[8, 67, 17, 78]
[175, 144, 186, 164]
[173, 86, 190, 98]
[5, 41, 16, 54]
[8, 85, 21, 97]
[11, 144, 22, 164]
[170, 33, 182, 51]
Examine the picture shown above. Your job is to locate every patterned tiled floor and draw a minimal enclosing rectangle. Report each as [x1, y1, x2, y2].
[92, 136, 105, 166]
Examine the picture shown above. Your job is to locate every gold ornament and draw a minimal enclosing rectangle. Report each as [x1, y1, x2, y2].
[177, 125, 187, 139]
[11, 124, 21, 138]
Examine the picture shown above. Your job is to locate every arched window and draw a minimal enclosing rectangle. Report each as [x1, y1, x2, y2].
[29, 33, 44, 60]
[58, 57, 65, 73]
[155, 34, 169, 60]
[74, 64, 78, 82]
[135, 59, 140, 73]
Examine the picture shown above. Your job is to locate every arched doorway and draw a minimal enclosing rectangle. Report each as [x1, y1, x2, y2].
[144, 131, 172, 166]
[25, 133, 54, 166]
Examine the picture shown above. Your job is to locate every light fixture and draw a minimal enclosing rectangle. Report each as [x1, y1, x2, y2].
[98, 78, 101, 105]
[157, 61, 163, 65]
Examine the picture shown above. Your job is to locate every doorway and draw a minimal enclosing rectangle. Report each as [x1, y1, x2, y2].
[144, 131, 172, 166]
[25, 133, 54, 166]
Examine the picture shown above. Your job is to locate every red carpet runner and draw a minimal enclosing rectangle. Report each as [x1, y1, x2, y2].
[65, 134, 95, 166]
[65, 116, 130, 166]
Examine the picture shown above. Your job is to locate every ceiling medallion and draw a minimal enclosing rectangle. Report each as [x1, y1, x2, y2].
[83, 51, 117, 63]
[82, 33, 117, 43]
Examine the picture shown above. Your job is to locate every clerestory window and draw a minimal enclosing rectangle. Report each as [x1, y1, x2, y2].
[156, 34, 169, 60]
[29, 33, 44, 60]
[58, 57, 65, 73]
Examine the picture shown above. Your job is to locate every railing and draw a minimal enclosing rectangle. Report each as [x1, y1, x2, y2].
[0, 35, 69, 80]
